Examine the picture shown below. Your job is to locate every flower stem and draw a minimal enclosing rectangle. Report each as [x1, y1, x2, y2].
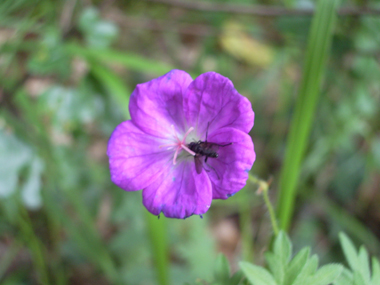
[248, 175, 279, 236]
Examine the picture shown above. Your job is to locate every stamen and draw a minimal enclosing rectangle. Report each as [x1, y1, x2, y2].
[158, 126, 196, 165]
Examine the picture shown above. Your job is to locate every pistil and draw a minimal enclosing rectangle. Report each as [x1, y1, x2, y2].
[159, 125, 196, 165]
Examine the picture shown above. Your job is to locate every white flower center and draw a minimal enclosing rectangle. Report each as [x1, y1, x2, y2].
[159, 125, 196, 165]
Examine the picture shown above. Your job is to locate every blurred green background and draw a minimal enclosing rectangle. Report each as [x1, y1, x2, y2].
[0, 0, 380, 284]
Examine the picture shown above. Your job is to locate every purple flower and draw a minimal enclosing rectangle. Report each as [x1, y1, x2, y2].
[107, 70, 255, 219]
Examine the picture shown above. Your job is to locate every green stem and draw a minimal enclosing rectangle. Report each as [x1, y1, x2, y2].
[262, 189, 279, 237]
[248, 175, 279, 236]
[239, 189, 254, 261]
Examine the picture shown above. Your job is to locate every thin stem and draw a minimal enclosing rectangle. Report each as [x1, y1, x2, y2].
[248, 175, 279, 236]
[262, 188, 279, 236]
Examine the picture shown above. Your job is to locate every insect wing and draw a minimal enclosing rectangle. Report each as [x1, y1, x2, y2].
[194, 155, 203, 174]
[202, 142, 219, 152]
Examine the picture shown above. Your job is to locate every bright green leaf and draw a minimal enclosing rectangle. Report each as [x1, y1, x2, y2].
[239, 262, 277, 285]
[339, 233, 359, 271]
[333, 268, 353, 285]
[274, 231, 292, 266]
[353, 271, 367, 285]
[285, 247, 311, 285]
[358, 246, 370, 283]
[265, 252, 284, 285]
[292, 255, 319, 285]
[307, 264, 343, 285]
[371, 257, 380, 285]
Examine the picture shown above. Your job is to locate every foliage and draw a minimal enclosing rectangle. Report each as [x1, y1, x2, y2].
[1, 0, 380, 284]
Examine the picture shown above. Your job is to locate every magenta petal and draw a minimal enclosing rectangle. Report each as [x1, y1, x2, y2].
[142, 161, 212, 218]
[107, 121, 172, 191]
[129, 70, 193, 138]
[205, 127, 255, 199]
[184, 72, 254, 138]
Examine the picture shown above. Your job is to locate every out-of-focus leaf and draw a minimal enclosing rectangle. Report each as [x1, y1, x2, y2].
[66, 43, 174, 76]
[371, 258, 380, 285]
[78, 7, 118, 49]
[213, 254, 230, 283]
[358, 246, 371, 283]
[21, 157, 43, 210]
[0, 129, 32, 197]
[27, 29, 71, 77]
[220, 21, 274, 68]
[284, 247, 310, 285]
[307, 264, 343, 285]
[239, 262, 277, 285]
[333, 268, 353, 285]
[273, 231, 292, 266]
[339, 233, 359, 271]
[265, 252, 284, 285]
[292, 255, 319, 285]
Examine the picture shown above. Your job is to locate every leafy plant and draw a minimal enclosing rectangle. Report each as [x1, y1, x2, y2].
[240, 231, 343, 285]
[334, 233, 380, 285]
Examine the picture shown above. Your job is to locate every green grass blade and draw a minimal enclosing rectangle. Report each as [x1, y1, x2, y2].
[145, 211, 170, 285]
[66, 43, 174, 75]
[89, 61, 131, 120]
[276, 0, 339, 231]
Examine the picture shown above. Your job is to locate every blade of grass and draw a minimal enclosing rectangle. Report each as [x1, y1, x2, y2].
[66, 43, 174, 75]
[89, 60, 131, 120]
[276, 0, 339, 231]
[145, 212, 170, 285]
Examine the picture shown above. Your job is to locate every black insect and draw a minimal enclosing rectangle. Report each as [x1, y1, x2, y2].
[187, 123, 232, 178]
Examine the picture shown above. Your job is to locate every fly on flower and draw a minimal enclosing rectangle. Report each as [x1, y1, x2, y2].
[188, 122, 232, 178]
[107, 70, 255, 219]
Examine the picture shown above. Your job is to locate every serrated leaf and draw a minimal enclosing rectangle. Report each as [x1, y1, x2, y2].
[265, 252, 285, 284]
[292, 255, 319, 285]
[214, 254, 231, 283]
[353, 271, 367, 285]
[229, 270, 244, 285]
[307, 264, 343, 285]
[371, 257, 380, 285]
[358, 246, 370, 283]
[239, 262, 277, 285]
[339, 233, 359, 271]
[333, 268, 353, 285]
[285, 247, 311, 285]
[274, 231, 292, 266]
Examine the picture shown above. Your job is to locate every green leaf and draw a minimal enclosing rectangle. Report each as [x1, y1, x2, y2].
[353, 271, 367, 285]
[292, 255, 319, 285]
[214, 254, 231, 283]
[371, 257, 380, 285]
[239, 262, 277, 285]
[229, 270, 244, 285]
[273, 231, 292, 265]
[265, 252, 284, 285]
[276, 0, 340, 230]
[358, 246, 370, 283]
[307, 264, 343, 285]
[285, 247, 311, 285]
[339, 233, 359, 271]
[333, 268, 353, 285]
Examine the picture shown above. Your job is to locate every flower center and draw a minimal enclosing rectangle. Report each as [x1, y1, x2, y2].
[159, 125, 196, 165]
